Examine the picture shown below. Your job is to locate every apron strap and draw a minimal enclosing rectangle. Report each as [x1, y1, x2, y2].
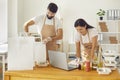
[87, 30, 91, 43]
[53, 18, 55, 27]
[43, 16, 46, 26]
[80, 35, 83, 44]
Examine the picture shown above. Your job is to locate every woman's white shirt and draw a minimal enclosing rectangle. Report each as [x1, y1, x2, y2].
[75, 28, 98, 44]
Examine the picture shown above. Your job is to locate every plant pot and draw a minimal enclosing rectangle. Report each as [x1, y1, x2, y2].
[100, 17, 103, 20]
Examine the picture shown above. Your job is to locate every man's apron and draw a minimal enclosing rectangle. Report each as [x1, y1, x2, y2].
[80, 32, 98, 61]
[41, 16, 58, 60]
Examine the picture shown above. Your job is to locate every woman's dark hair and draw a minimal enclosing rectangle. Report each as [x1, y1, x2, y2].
[47, 3, 58, 13]
[74, 18, 94, 29]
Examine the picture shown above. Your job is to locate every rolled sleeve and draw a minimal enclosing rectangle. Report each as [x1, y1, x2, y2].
[56, 18, 62, 30]
[31, 15, 43, 25]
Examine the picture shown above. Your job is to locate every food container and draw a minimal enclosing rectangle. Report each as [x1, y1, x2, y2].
[97, 68, 111, 75]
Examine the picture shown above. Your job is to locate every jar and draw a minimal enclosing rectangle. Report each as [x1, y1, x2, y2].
[78, 64, 81, 70]
[85, 60, 90, 72]
[92, 61, 98, 70]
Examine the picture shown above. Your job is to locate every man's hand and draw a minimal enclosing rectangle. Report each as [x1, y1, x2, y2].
[42, 37, 52, 44]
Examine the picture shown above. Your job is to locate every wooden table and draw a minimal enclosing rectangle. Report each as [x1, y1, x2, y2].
[4, 66, 120, 80]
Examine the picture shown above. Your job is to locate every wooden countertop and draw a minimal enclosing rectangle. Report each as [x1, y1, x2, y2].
[5, 66, 120, 80]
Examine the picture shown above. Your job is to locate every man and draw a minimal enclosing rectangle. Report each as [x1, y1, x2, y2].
[24, 3, 63, 60]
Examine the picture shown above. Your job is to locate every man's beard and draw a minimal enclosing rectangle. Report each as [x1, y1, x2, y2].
[47, 15, 54, 19]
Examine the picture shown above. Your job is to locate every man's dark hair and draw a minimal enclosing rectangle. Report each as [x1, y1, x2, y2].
[47, 3, 58, 13]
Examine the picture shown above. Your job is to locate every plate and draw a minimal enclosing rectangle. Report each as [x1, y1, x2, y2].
[97, 68, 111, 75]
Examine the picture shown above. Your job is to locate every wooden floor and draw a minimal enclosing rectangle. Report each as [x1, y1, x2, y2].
[4, 65, 120, 80]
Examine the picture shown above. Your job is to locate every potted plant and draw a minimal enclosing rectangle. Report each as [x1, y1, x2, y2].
[97, 9, 105, 20]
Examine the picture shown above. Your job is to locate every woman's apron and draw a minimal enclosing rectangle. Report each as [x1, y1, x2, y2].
[80, 32, 98, 61]
[41, 16, 58, 60]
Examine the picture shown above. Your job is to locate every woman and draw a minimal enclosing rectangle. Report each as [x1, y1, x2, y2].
[74, 18, 98, 61]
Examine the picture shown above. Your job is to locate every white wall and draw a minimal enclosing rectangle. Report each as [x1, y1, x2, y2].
[9, 0, 120, 52]
[17, 0, 24, 33]
[0, 0, 7, 43]
[60, 0, 120, 43]
[8, 0, 18, 37]
[22, 0, 61, 20]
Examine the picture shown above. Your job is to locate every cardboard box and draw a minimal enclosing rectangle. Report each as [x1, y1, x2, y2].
[110, 40, 118, 44]
[109, 36, 118, 44]
[99, 22, 108, 32]
[109, 36, 117, 41]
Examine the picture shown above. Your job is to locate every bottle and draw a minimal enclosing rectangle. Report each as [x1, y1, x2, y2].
[85, 60, 90, 72]
[81, 62, 84, 70]
[97, 45, 103, 68]
[78, 64, 81, 70]
[92, 61, 98, 70]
